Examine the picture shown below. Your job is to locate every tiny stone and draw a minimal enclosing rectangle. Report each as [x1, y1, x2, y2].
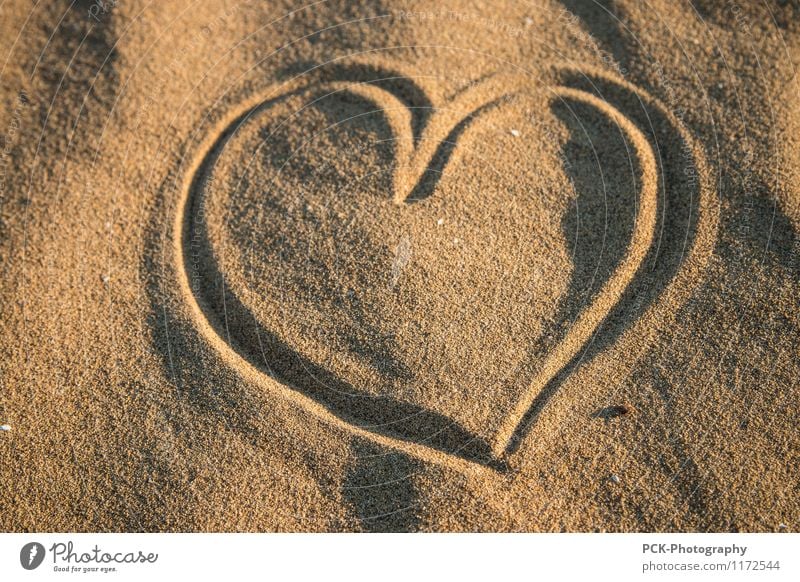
[101, 274, 110, 284]
[0, 424, 11, 431]
[510, 129, 521, 137]
[523, 16, 533, 27]
[610, 474, 620, 484]
[453, 238, 460, 244]
[437, 218, 444, 226]
[778, 523, 788, 530]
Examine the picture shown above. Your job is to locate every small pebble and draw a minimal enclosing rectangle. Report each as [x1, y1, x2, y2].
[523, 16, 534, 27]
[101, 274, 110, 284]
[510, 129, 521, 137]
[610, 474, 620, 484]
[778, 523, 788, 530]
[0, 424, 11, 432]
[437, 218, 444, 226]
[453, 238, 460, 244]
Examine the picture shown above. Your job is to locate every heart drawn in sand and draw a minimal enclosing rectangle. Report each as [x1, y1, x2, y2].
[174, 62, 715, 472]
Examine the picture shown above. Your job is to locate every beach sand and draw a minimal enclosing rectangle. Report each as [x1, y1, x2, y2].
[0, 0, 798, 531]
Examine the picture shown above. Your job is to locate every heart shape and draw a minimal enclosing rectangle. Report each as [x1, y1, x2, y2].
[173, 62, 711, 471]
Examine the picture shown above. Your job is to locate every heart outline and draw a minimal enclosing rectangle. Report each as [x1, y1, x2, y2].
[169, 64, 719, 473]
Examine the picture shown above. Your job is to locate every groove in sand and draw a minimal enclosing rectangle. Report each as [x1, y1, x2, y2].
[172, 66, 717, 471]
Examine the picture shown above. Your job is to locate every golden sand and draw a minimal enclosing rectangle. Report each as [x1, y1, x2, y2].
[0, 0, 798, 531]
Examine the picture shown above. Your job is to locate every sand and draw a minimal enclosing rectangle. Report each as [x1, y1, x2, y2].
[0, 0, 798, 531]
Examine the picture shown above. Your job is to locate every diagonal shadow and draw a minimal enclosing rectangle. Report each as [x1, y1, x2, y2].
[342, 440, 422, 532]
[558, 0, 633, 76]
[652, 370, 710, 524]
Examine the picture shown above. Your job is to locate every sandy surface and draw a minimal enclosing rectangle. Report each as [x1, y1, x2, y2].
[0, 0, 798, 531]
